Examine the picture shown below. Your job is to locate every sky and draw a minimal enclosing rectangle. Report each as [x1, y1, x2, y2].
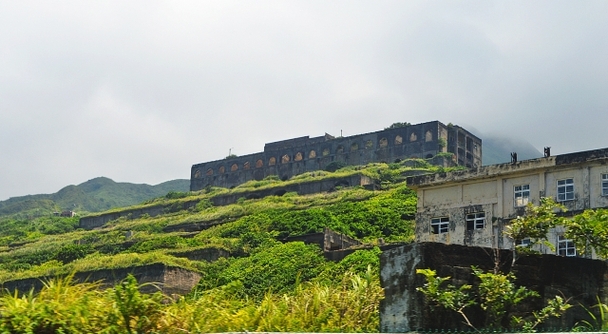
[1, 1, 608, 200]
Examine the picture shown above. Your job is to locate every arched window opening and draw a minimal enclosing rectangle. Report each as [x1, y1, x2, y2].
[309, 150, 317, 159]
[256, 159, 264, 168]
[395, 135, 403, 145]
[231, 163, 238, 172]
[294, 152, 303, 161]
[322, 148, 330, 156]
[281, 154, 290, 164]
[379, 138, 388, 148]
[351, 143, 359, 151]
[425, 130, 433, 142]
[336, 145, 344, 154]
[243, 161, 251, 170]
[365, 140, 373, 149]
[410, 133, 418, 142]
[218, 166, 225, 174]
[269, 157, 276, 166]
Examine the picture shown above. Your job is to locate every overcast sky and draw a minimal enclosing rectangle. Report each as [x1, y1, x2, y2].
[1, 1, 608, 200]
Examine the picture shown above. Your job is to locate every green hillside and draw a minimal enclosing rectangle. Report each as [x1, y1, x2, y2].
[0, 159, 452, 332]
[0, 177, 190, 218]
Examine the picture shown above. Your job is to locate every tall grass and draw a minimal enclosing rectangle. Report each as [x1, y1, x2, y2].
[0, 270, 382, 333]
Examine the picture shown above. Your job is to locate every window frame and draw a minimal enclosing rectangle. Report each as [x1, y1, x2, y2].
[602, 173, 608, 196]
[514, 184, 530, 207]
[466, 212, 486, 230]
[557, 235, 576, 257]
[431, 217, 450, 234]
[557, 178, 574, 201]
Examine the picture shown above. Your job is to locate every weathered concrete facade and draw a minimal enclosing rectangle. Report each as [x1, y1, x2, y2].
[1, 264, 201, 296]
[190, 121, 482, 191]
[408, 147, 608, 256]
[380, 242, 608, 332]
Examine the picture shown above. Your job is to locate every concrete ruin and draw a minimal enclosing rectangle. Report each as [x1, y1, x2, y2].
[1, 264, 201, 296]
[380, 242, 608, 332]
[190, 121, 482, 191]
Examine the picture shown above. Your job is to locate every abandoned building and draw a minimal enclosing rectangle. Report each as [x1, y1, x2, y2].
[190, 120, 482, 191]
[407, 146, 608, 258]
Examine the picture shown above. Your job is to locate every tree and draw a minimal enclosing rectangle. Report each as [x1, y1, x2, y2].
[565, 208, 608, 258]
[504, 197, 567, 253]
[417, 267, 570, 330]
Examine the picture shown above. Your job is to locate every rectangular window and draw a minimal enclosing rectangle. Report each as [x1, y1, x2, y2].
[557, 178, 574, 201]
[466, 212, 485, 230]
[431, 217, 449, 234]
[514, 184, 530, 207]
[516, 238, 531, 247]
[602, 174, 608, 196]
[557, 235, 576, 257]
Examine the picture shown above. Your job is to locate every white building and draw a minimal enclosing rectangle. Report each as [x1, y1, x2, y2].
[407, 147, 608, 257]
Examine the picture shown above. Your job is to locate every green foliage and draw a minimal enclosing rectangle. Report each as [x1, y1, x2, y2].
[324, 161, 348, 172]
[197, 242, 327, 299]
[107, 274, 164, 334]
[416, 267, 571, 330]
[573, 297, 608, 331]
[384, 122, 411, 130]
[565, 208, 608, 258]
[504, 197, 567, 251]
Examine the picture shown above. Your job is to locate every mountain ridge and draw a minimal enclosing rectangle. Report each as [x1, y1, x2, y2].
[0, 177, 190, 218]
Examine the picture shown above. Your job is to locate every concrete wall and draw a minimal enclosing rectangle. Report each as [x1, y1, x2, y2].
[190, 121, 482, 191]
[409, 149, 608, 255]
[380, 242, 608, 332]
[1, 264, 201, 296]
[81, 174, 375, 231]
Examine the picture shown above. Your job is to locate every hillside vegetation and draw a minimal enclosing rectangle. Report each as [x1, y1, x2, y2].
[0, 177, 190, 218]
[0, 159, 455, 332]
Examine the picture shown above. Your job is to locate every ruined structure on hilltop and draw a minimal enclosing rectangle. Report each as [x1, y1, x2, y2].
[190, 120, 482, 191]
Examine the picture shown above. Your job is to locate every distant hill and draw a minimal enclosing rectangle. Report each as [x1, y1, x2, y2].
[482, 136, 542, 165]
[0, 177, 190, 218]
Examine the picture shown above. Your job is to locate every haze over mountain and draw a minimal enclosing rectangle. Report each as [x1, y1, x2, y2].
[482, 136, 543, 165]
[0, 177, 189, 218]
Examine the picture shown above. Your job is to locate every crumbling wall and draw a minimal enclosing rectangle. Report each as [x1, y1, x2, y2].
[190, 121, 480, 191]
[380, 242, 608, 332]
[1, 264, 201, 296]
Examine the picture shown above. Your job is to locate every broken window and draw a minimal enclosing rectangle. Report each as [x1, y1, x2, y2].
[294, 152, 303, 161]
[395, 135, 403, 145]
[243, 161, 251, 170]
[256, 159, 263, 168]
[205, 168, 213, 176]
[336, 145, 344, 154]
[431, 217, 449, 234]
[309, 150, 317, 159]
[269, 157, 276, 166]
[602, 174, 608, 196]
[410, 133, 417, 142]
[557, 178, 574, 201]
[281, 155, 290, 164]
[425, 130, 432, 142]
[466, 212, 485, 230]
[218, 166, 225, 174]
[365, 140, 373, 149]
[557, 235, 576, 257]
[379, 138, 388, 148]
[514, 184, 530, 207]
[231, 163, 238, 172]
[351, 143, 359, 151]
